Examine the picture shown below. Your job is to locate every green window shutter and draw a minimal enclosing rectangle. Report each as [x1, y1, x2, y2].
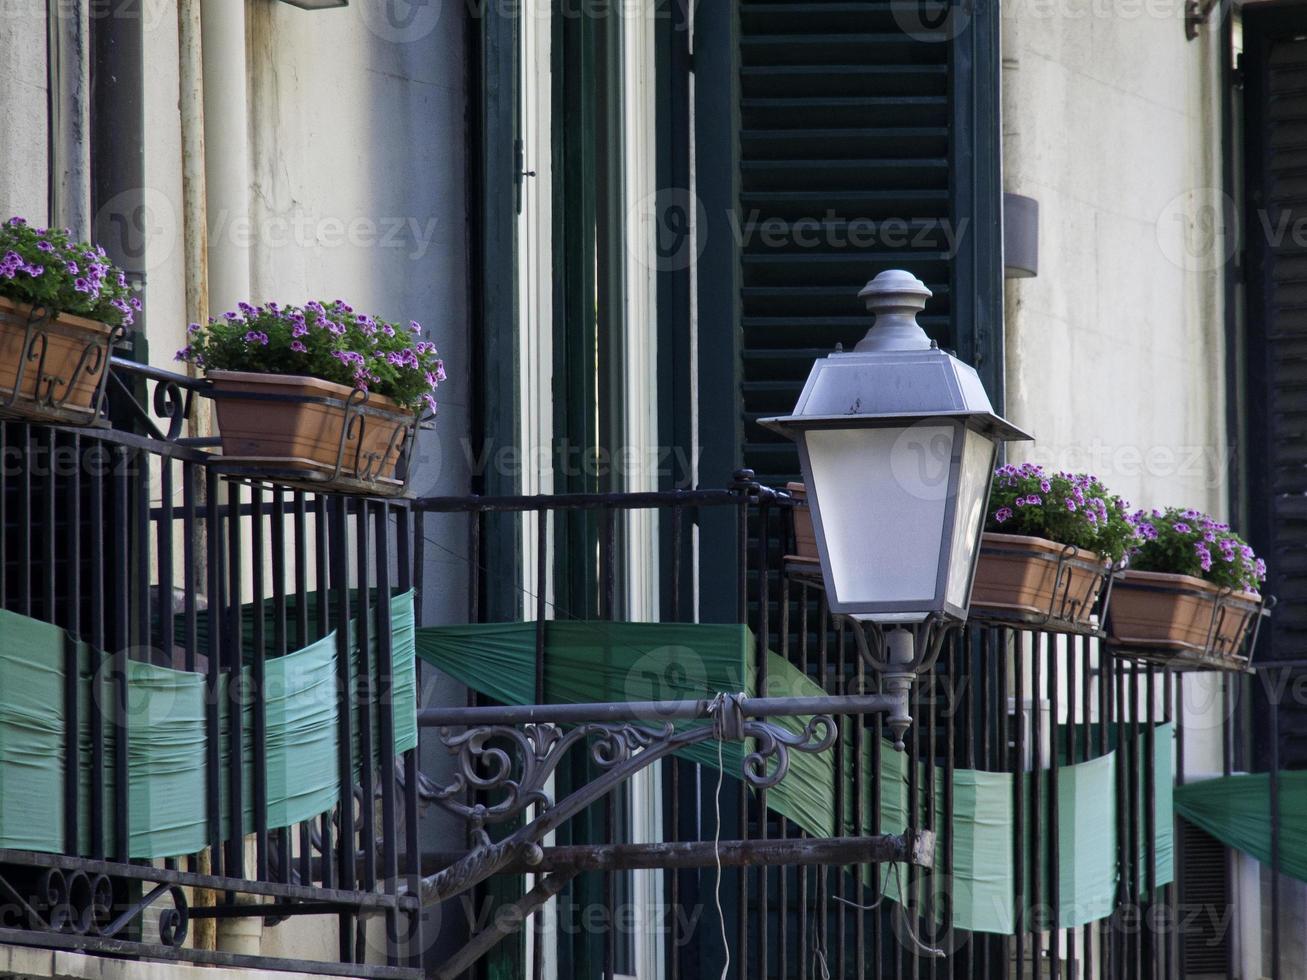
[724, 0, 1004, 489]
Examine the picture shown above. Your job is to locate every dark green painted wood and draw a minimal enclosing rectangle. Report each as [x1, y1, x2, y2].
[694, 0, 744, 631]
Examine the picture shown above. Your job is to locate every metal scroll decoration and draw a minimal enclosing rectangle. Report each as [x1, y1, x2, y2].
[416, 714, 838, 906]
[1, 304, 125, 423]
[0, 867, 188, 948]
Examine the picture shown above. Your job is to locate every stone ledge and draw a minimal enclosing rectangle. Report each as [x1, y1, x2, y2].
[0, 945, 367, 980]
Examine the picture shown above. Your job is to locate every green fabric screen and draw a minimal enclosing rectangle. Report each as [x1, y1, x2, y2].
[1176, 769, 1307, 883]
[0, 591, 416, 860]
[416, 620, 1176, 936]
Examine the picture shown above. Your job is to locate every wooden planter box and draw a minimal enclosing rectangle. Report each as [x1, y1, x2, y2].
[969, 532, 1111, 631]
[787, 482, 819, 563]
[207, 370, 416, 495]
[0, 295, 118, 424]
[1107, 569, 1265, 670]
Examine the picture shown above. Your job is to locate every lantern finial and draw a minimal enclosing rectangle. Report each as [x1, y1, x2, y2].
[854, 269, 934, 353]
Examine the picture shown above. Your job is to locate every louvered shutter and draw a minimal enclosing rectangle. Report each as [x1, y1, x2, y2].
[1244, 9, 1307, 768]
[735, 0, 1003, 487]
[1179, 822, 1232, 976]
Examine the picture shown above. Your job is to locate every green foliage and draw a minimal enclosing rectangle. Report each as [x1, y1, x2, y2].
[0, 217, 139, 327]
[177, 300, 444, 413]
[1128, 507, 1265, 594]
[985, 463, 1134, 562]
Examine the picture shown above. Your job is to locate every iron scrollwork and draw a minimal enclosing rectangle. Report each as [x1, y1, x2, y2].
[0, 867, 187, 948]
[1, 304, 125, 422]
[417, 713, 838, 905]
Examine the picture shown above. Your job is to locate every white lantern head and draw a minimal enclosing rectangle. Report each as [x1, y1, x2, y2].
[760, 270, 1033, 623]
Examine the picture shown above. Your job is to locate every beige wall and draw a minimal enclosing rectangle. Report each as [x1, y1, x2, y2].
[1003, 5, 1228, 520]
[0, 6, 50, 223]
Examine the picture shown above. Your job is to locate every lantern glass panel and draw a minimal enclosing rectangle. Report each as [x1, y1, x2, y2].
[804, 423, 956, 607]
[945, 426, 999, 608]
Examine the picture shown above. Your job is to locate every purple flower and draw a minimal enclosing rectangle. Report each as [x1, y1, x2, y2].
[290, 340, 307, 353]
[244, 330, 269, 346]
[1025, 495, 1042, 507]
[36, 241, 54, 253]
[994, 506, 1013, 524]
[1194, 543, 1213, 572]
[409, 320, 422, 334]
[1173, 522, 1191, 534]
[422, 392, 438, 413]
[1065, 499, 1077, 512]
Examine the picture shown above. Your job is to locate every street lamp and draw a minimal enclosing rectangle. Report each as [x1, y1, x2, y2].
[762, 269, 1030, 622]
[761, 270, 1032, 744]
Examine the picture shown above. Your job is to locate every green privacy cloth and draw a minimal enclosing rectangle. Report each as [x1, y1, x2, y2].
[0, 592, 416, 860]
[1057, 753, 1116, 926]
[1176, 768, 1307, 882]
[414, 621, 843, 836]
[416, 620, 1176, 936]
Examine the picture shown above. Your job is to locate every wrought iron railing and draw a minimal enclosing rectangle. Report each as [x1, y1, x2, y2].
[411, 481, 1182, 980]
[0, 354, 1188, 980]
[0, 359, 425, 977]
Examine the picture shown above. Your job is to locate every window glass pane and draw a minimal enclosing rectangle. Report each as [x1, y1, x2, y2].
[804, 424, 954, 610]
[946, 427, 997, 609]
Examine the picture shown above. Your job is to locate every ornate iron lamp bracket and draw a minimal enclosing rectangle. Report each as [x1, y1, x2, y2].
[413, 697, 863, 906]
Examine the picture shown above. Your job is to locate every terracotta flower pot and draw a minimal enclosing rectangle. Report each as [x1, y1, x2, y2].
[0, 295, 118, 424]
[1108, 569, 1261, 658]
[787, 482, 819, 562]
[207, 370, 414, 490]
[970, 532, 1110, 628]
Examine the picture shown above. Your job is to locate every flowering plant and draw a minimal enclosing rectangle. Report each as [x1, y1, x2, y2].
[985, 463, 1134, 562]
[1128, 507, 1265, 594]
[176, 300, 443, 414]
[0, 217, 140, 327]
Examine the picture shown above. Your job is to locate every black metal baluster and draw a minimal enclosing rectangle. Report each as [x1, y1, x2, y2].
[42, 429, 55, 624]
[317, 495, 334, 890]
[1013, 630, 1025, 976]
[668, 503, 683, 980]
[757, 500, 771, 980]
[62, 433, 80, 855]
[157, 455, 178, 872]
[205, 469, 223, 877]
[182, 462, 199, 885]
[134, 447, 150, 658]
[374, 501, 401, 966]
[112, 445, 130, 862]
[292, 490, 310, 918]
[355, 500, 377, 960]
[818, 602, 830, 980]
[1144, 665, 1157, 977]
[225, 478, 245, 879]
[331, 496, 355, 960]
[1082, 635, 1093, 978]
[271, 487, 291, 885]
[252, 486, 269, 881]
[778, 560, 791, 980]
[737, 498, 748, 980]
[799, 583, 811, 980]
[942, 635, 955, 978]
[834, 620, 846, 980]
[17, 425, 31, 617]
[1047, 633, 1060, 979]
[1029, 632, 1042, 972]
[398, 504, 423, 969]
